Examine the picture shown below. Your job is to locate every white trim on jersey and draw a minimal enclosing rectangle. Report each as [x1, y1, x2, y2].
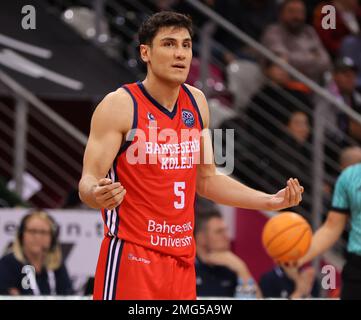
[103, 237, 115, 300]
[106, 209, 112, 236]
[108, 239, 121, 299]
[103, 238, 122, 300]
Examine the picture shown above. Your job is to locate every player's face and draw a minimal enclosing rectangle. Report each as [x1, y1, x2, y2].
[22, 216, 52, 256]
[140, 27, 192, 85]
[205, 218, 231, 252]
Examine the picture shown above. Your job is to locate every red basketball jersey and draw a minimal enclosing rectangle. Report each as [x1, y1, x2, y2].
[101, 81, 203, 265]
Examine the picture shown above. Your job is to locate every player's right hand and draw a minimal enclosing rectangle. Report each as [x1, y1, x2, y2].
[92, 178, 126, 210]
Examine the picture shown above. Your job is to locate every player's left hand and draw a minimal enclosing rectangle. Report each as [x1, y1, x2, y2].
[268, 178, 304, 211]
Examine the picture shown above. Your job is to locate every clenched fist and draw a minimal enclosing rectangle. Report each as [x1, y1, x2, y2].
[92, 178, 126, 210]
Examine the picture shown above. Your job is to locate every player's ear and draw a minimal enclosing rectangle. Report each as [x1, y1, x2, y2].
[140, 44, 150, 63]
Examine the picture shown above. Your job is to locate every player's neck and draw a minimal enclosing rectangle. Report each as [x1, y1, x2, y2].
[142, 77, 180, 112]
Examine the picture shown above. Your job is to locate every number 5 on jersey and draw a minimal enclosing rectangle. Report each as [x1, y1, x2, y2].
[174, 182, 185, 209]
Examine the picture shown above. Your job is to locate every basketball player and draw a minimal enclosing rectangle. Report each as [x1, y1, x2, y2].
[78, 11, 303, 300]
[298, 162, 361, 299]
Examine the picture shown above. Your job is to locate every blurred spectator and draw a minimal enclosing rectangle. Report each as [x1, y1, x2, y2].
[195, 195, 218, 214]
[218, 115, 254, 187]
[0, 209, 73, 296]
[339, 146, 361, 170]
[213, 0, 278, 63]
[326, 57, 361, 145]
[261, 0, 331, 83]
[340, 33, 361, 90]
[222, 59, 312, 191]
[315, 57, 361, 183]
[194, 209, 260, 297]
[259, 265, 319, 298]
[244, 59, 312, 148]
[313, 0, 361, 58]
[305, 0, 325, 23]
[269, 111, 312, 219]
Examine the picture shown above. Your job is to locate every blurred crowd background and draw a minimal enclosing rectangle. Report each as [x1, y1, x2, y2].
[1, 0, 361, 298]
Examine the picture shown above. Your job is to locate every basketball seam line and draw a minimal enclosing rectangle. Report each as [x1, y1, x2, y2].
[265, 221, 306, 248]
[273, 227, 311, 260]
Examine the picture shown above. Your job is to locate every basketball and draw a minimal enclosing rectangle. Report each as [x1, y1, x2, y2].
[262, 211, 312, 264]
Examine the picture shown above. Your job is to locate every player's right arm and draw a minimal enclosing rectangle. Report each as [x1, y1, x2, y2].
[298, 211, 348, 265]
[78, 89, 133, 209]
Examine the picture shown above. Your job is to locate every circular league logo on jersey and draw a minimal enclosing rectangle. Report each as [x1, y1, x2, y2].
[182, 109, 195, 128]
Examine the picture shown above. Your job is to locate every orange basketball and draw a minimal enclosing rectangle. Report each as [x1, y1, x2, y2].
[262, 211, 312, 264]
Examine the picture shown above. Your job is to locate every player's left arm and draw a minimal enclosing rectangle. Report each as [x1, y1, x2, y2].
[188, 85, 303, 211]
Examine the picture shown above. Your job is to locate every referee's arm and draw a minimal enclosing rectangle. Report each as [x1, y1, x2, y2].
[299, 210, 348, 265]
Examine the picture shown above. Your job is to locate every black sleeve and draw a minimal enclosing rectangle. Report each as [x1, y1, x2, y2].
[55, 263, 74, 295]
[329, 207, 350, 215]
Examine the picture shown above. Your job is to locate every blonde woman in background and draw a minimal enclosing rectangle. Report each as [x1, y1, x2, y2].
[0, 209, 73, 296]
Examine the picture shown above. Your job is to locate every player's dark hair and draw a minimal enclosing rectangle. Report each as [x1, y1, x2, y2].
[138, 11, 193, 45]
[195, 209, 222, 235]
